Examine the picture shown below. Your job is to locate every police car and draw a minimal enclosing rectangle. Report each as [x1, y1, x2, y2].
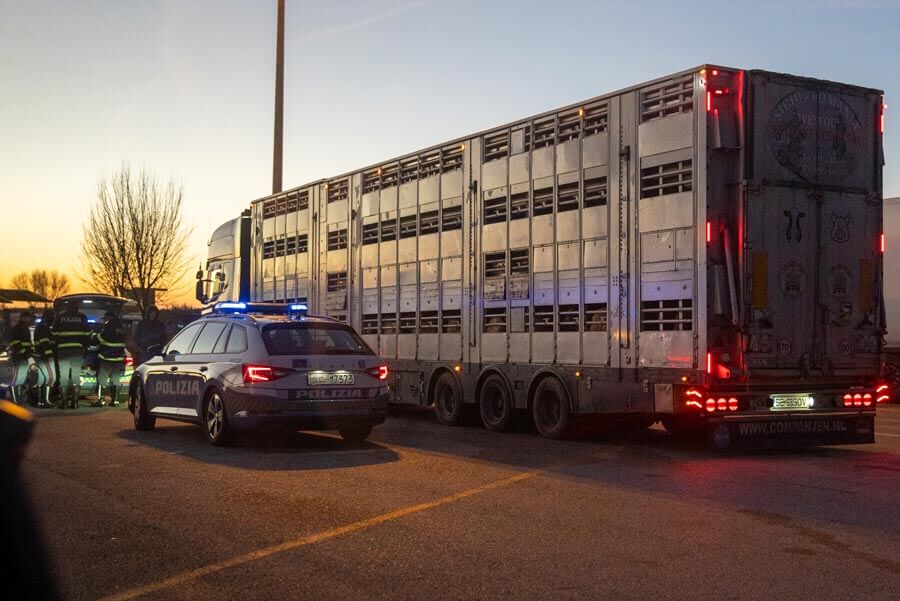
[127, 302, 389, 445]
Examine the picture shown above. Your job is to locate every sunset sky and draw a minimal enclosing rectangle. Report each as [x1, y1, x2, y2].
[2, 0, 898, 305]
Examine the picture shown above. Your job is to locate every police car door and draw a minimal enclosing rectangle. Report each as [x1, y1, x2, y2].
[181, 322, 230, 417]
[144, 323, 203, 418]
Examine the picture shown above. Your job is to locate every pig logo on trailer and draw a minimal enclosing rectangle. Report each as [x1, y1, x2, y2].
[830, 213, 851, 243]
[767, 90, 863, 184]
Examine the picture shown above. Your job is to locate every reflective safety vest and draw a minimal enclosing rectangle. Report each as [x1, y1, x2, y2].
[97, 317, 126, 362]
[33, 322, 54, 357]
[53, 311, 89, 351]
[7, 323, 33, 361]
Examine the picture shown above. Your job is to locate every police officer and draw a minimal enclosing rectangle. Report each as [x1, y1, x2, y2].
[92, 309, 126, 407]
[7, 312, 34, 406]
[53, 300, 89, 409]
[32, 310, 56, 408]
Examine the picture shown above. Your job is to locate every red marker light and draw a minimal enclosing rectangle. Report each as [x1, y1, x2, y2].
[707, 352, 713, 375]
[705, 398, 716, 412]
[728, 397, 739, 411]
[877, 384, 889, 393]
[706, 221, 712, 244]
[881, 233, 885, 253]
[712, 69, 719, 76]
[881, 103, 886, 135]
[706, 91, 712, 112]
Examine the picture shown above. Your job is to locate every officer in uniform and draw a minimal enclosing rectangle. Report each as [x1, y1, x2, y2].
[7, 312, 34, 406]
[32, 310, 56, 408]
[93, 310, 126, 407]
[53, 300, 89, 409]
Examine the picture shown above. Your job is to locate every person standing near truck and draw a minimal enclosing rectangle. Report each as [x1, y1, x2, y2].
[53, 300, 89, 409]
[7, 312, 34, 406]
[135, 305, 166, 363]
[32, 309, 55, 408]
[93, 309, 126, 407]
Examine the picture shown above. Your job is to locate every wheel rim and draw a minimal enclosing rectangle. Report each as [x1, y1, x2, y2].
[483, 384, 505, 424]
[135, 388, 143, 420]
[438, 383, 457, 416]
[207, 393, 224, 439]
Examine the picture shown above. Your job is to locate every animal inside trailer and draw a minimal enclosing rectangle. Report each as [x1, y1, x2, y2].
[202, 65, 885, 448]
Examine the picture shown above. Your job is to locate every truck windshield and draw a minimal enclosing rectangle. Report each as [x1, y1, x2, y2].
[261, 322, 374, 356]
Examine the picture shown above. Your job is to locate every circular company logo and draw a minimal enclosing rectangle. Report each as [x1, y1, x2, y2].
[767, 90, 863, 184]
[779, 261, 807, 300]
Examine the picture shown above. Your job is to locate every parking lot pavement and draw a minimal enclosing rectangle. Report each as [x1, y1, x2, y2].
[19, 404, 900, 600]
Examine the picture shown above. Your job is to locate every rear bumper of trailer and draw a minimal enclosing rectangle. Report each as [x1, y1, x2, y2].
[706, 411, 875, 449]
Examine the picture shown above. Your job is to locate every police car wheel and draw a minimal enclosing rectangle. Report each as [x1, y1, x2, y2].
[479, 374, 514, 432]
[203, 390, 232, 446]
[433, 371, 463, 426]
[339, 424, 373, 442]
[133, 384, 156, 431]
[532, 377, 570, 440]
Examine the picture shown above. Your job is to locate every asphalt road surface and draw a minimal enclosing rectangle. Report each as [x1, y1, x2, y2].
[20, 404, 900, 600]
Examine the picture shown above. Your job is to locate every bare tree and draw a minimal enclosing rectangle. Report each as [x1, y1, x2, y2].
[9, 269, 71, 300]
[80, 165, 193, 315]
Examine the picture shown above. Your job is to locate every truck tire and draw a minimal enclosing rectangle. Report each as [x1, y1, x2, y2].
[433, 371, 464, 426]
[532, 377, 570, 439]
[133, 383, 156, 431]
[479, 374, 514, 432]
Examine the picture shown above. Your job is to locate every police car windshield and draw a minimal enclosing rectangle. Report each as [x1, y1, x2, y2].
[261, 323, 373, 356]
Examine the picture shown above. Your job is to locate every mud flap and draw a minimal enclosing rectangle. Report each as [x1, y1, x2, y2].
[708, 414, 875, 450]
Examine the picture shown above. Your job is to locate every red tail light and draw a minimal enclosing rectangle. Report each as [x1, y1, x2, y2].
[705, 398, 716, 413]
[242, 364, 292, 384]
[124, 356, 134, 368]
[727, 397, 739, 411]
[843, 393, 853, 407]
[366, 365, 389, 381]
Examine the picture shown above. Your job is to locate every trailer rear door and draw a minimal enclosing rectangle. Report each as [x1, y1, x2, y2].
[744, 71, 882, 373]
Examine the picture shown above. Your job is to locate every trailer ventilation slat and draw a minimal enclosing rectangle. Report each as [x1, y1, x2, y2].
[532, 117, 555, 150]
[419, 311, 439, 333]
[362, 169, 381, 194]
[380, 313, 397, 334]
[510, 191, 529, 220]
[640, 160, 692, 198]
[419, 210, 440, 235]
[583, 101, 609, 136]
[509, 249, 529, 275]
[285, 236, 297, 255]
[441, 206, 462, 231]
[380, 218, 398, 242]
[557, 181, 579, 213]
[362, 314, 379, 335]
[483, 195, 507, 224]
[362, 223, 379, 245]
[275, 238, 286, 257]
[326, 272, 347, 293]
[441, 309, 461, 333]
[262, 240, 275, 259]
[640, 299, 693, 331]
[556, 109, 581, 144]
[263, 199, 277, 219]
[327, 228, 348, 251]
[483, 131, 509, 163]
[420, 151, 440, 178]
[584, 303, 608, 331]
[296, 233, 308, 253]
[399, 157, 418, 184]
[399, 312, 417, 334]
[381, 164, 399, 188]
[296, 189, 309, 210]
[441, 145, 463, 172]
[484, 251, 506, 279]
[533, 184, 554, 216]
[483, 308, 507, 333]
[399, 215, 417, 239]
[584, 176, 609, 207]
[533, 305, 554, 332]
[327, 179, 349, 203]
[640, 75, 693, 122]
[558, 304, 579, 332]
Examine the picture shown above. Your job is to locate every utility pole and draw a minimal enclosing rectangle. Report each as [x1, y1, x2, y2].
[272, 0, 285, 194]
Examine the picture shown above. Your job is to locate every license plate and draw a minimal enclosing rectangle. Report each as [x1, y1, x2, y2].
[771, 394, 813, 410]
[307, 372, 354, 386]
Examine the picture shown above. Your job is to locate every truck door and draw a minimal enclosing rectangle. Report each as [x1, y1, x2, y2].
[744, 71, 882, 373]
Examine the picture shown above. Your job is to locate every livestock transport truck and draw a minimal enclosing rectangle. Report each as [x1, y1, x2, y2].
[197, 65, 888, 448]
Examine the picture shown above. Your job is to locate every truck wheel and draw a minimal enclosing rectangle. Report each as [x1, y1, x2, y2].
[433, 371, 463, 426]
[339, 424, 373, 442]
[203, 390, 232, 446]
[532, 377, 570, 439]
[133, 383, 156, 431]
[479, 374, 514, 432]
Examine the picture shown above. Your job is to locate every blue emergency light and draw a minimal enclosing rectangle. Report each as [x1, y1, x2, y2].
[290, 303, 308, 313]
[215, 302, 247, 311]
